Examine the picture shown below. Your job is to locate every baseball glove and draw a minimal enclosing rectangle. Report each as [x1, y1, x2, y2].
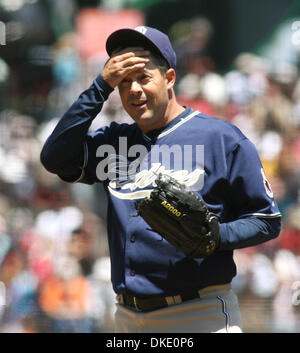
[135, 173, 220, 258]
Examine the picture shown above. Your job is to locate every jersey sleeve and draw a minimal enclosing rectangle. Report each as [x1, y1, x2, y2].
[226, 138, 281, 220]
[79, 124, 116, 185]
[40, 74, 114, 184]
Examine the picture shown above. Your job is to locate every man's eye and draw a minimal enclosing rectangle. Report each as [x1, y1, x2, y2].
[140, 75, 149, 81]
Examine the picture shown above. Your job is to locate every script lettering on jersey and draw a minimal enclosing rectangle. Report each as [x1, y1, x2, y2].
[108, 163, 204, 200]
[95, 137, 205, 199]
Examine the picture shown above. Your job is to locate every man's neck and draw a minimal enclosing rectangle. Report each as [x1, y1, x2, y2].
[163, 100, 185, 126]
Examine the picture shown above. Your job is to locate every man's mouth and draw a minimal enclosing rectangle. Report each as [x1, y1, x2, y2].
[131, 99, 147, 108]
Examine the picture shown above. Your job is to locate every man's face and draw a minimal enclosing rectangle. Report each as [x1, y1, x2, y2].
[117, 52, 172, 132]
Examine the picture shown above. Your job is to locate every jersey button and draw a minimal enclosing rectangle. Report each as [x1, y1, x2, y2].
[130, 235, 136, 243]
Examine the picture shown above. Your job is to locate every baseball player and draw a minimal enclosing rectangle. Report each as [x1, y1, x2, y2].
[40, 26, 281, 333]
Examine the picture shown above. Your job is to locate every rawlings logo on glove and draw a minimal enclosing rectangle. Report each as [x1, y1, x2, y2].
[135, 173, 220, 258]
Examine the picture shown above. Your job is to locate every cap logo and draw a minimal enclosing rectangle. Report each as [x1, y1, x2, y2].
[135, 26, 147, 35]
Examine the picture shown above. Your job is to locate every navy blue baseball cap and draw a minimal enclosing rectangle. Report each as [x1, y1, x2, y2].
[106, 26, 176, 69]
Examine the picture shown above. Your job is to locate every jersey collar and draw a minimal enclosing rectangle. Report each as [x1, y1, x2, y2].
[142, 107, 198, 142]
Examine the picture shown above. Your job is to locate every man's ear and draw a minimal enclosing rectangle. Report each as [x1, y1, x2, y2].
[165, 68, 176, 89]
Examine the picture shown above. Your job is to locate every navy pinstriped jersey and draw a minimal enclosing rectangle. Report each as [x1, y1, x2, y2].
[40, 75, 281, 297]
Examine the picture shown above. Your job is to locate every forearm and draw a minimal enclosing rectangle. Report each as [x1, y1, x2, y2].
[40, 75, 113, 177]
[219, 216, 281, 251]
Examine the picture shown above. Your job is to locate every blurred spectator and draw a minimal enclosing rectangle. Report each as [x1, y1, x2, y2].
[0, 249, 38, 332]
[68, 228, 96, 277]
[225, 53, 270, 106]
[271, 249, 300, 332]
[38, 255, 92, 333]
[90, 89, 133, 132]
[171, 16, 215, 79]
[176, 73, 218, 116]
[278, 205, 300, 255]
[88, 256, 116, 332]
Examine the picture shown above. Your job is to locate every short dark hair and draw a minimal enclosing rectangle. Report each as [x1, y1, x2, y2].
[150, 51, 170, 73]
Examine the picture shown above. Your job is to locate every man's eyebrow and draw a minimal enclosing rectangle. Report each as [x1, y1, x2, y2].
[135, 69, 152, 77]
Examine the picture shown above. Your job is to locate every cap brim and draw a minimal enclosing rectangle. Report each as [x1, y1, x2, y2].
[106, 28, 161, 57]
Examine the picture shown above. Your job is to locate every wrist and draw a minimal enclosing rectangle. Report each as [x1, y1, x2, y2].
[94, 74, 114, 99]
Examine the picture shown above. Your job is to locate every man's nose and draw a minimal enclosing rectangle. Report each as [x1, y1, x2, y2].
[130, 80, 142, 94]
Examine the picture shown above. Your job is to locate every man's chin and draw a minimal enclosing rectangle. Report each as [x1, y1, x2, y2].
[130, 111, 151, 124]
[135, 118, 163, 133]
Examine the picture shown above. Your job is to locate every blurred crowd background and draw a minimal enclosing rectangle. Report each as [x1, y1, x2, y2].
[1, 0, 300, 333]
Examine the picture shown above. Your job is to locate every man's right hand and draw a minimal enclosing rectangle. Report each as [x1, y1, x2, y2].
[101, 48, 150, 89]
